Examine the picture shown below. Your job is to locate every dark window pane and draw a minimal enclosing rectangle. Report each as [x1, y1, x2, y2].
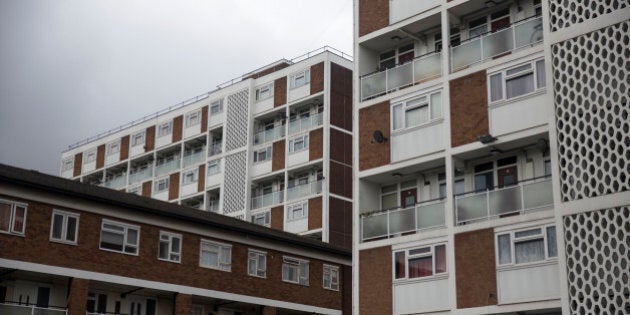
[394, 251, 406, 279]
[435, 245, 446, 273]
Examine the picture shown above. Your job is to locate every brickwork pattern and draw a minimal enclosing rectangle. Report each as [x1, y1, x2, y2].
[274, 77, 287, 107]
[310, 62, 325, 95]
[95, 144, 105, 169]
[449, 70, 489, 147]
[328, 197, 352, 250]
[73, 153, 82, 177]
[145, 126, 155, 151]
[272, 140, 285, 172]
[120, 135, 129, 160]
[359, 246, 392, 314]
[168, 172, 180, 201]
[309, 128, 323, 161]
[172, 115, 183, 143]
[359, 0, 389, 37]
[359, 101, 390, 171]
[308, 196, 323, 230]
[454, 228, 497, 308]
[330, 63, 353, 131]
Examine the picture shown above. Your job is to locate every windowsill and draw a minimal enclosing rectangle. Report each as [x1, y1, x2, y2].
[253, 160, 271, 165]
[199, 264, 231, 272]
[50, 238, 78, 246]
[288, 148, 309, 154]
[497, 258, 558, 271]
[99, 247, 139, 256]
[488, 89, 546, 109]
[185, 123, 201, 128]
[289, 84, 309, 91]
[391, 117, 444, 136]
[0, 231, 25, 237]
[282, 279, 309, 286]
[323, 286, 340, 292]
[286, 217, 308, 223]
[255, 96, 273, 103]
[247, 273, 267, 279]
[157, 134, 172, 138]
[158, 257, 181, 264]
[393, 273, 448, 285]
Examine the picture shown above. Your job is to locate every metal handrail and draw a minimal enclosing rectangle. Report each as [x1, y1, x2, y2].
[453, 174, 551, 197]
[361, 196, 446, 218]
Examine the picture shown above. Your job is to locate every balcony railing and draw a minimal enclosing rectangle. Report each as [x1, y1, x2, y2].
[254, 127, 285, 145]
[129, 167, 152, 184]
[286, 180, 323, 201]
[455, 176, 553, 225]
[288, 112, 323, 135]
[207, 201, 219, 212]
[103, 175, 127, 189]
[183, 149, 206, 168]
[0, 301, 67, 315]
[361, 199, 446, 242]
[451, 15, 543, 71]
[155, 158, 180, 176]
[208, 142, 222, 157]
[251, 190, 284, 209]
[360, 51, 442, 101]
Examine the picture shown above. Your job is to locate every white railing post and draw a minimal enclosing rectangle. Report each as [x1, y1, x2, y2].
[386, 210, 391, 239]
[520, 181, 526, 214]
[486, 189, 491, 219]
[480, 36, 485, 60]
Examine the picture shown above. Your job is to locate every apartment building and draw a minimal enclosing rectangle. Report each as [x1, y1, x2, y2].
[59, 47, 353, 249]
[0, 163, 351, 315]
[353, 0, 628, 314]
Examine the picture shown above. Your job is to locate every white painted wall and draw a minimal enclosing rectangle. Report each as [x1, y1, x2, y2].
[184, 124, 201, 139]
[288, 84, 310, 103]
[285, 217, 308, 233]
[155, 134, 171, 148]
[390, 0, 441, 24]
[251, 160, 272, 177]
[254, 97, 274, 115]
[180, 182, 198, 197]
[498, 262, 560, 304]
[287, 150, 309, 167]
[206, 172, 223, 189]
[391, 121, 445, 162]
[490, 93, 548, 137]
[105, 153, 119, 166]
[393, 277, 449, 314]
[130, 145, 144, 157]
[153, 190, 169, 201]
[208, 112, 225, 128]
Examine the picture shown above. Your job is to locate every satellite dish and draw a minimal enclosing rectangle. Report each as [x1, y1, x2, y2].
[373, 130, 387, 143]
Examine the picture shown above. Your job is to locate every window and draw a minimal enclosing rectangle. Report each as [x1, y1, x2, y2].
[62, 158, 73, 171]
[50, 210, 79, 244]
[200, 240, 231, 271]
[468, 8, 510, 39]
[323, 265, 340, 291]
[438, 173, 447, 199]
[380, 184, 398, 209]
[282, 257, 309, 285]
[210, 100, 224, 114]
[154, 177, 170, 193]
[185, 110, 201, 127]
[106, 140, 121, 156]
[131, 131, 145, 147]
[434, 28, 461, 52]
[207, 160, 220, 175]
[394, 244, 447, 280]
[253, 146, 272, 163]
[392, 91, 442, 131]
[157, 121, 172, 137]
[544, 160, 552, 177]
[379, 43, 415, 69]
[255, 82, 274, 101]
[474, 162, 494, 191]
[247, 250, 267, 278]
[0, 200, 27, 235]
[128, 185, 142, 195]
[489, 59, 546, 103]
[158, 231, 181, 263]
[497, 225, 557, 265]
[287, 202, 308, 221]
[288, 134, 309, 152]
[99, 220, 139, 255]
[84, 149, 97, 164]
[290, 69, 311, 89]
[251, 211, 270, 227]
[533, 0, 542, 16]
[182, 169, 198, 185]
[87, 292, 107, 314]
[474, 156, 518, 191]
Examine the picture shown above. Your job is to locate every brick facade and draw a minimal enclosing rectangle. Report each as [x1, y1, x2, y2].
[329, 161, 352, 199]
[328, 197, 352, 250]
[270, 205, 284, 231]
[67, 278, 89, 315]
[73, 153, 82, 177]
[455, 228, 497, 308]
[359, 101, 390, 170]
[168, 172, 180, 200]
[174, 293, 192, 315]
[359, 246, 392, 314]
[359, 0, 389, 37]
[308, 196, 322, 230]
[330, 129, 352, 166]
[330, 63, 353, 131]
[120, 135, 130, 160]
[450, 70, 489, 147]
[95, 144, 105, 169]
[274, 77, 287, 107]
[201, 105, 208, 131]
[272, 140, 285, 172]
[172, 115, 183, 143]
[145, 126, 156, 151]
[197, 164, 205, 192]
[310, 62, 325, 95]
[309, 128, 323, 161]
[142, 180, 152, 197]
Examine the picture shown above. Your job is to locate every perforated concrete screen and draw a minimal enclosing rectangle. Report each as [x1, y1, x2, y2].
[552, 21, 630, 202]
[225, 89, 249, 151]
[223, 151, 247, 216]
[549, 0, 630, 32]
[563, 206, 630, 314]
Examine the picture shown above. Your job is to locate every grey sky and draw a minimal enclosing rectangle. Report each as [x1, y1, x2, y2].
[0, 0, 353, 175]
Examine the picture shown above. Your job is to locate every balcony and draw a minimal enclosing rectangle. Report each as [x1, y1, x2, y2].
[455, 176, 553, 225]
[286, 180, 323, 201]
[251, 190, 284, 209]
[451, 15, 543, 72]
[288, 112, 323, 135]
[0, 301, 67, 315]
[155, 158, 180, 176]
[103, 175, 127, 190]
[254, 127, 285, 145]
[182, 149, 206, 168]
[361, 199, 446, 242]
[360, 51, 442, 101]
[207, 200, 219, 212]
[129, 167, 152, 184]
[208, 142, 222, 157]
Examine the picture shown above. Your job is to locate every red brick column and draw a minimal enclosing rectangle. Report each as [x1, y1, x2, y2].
[67, 278, 89, 315]
[174, 293, 192, 314]
[262, 305, 277, 315]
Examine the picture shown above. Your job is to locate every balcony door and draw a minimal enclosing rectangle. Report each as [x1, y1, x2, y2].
[127, 296, 156, 315]
[400, 188, 417, 208]
[497, 165, 518, 188]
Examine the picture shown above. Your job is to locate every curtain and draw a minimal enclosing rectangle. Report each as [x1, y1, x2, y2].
[394, 251, 406, 279]
[498, 234, 512, 264]
[0, 203, 12, 232]
[506, 73, 535, 99]
[430, 92, 442, 119]
[408, 257, 432, 278]
[490, 73, 503, 102]
[515, 239, 545, 263]
[435, 245, 446, 273]
[547, 226, 557, 257]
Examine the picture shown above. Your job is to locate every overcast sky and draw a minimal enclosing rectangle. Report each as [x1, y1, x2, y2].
[0, 0, 353, 175]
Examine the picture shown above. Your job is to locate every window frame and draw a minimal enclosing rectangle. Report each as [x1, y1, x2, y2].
[106, 140, 121, 156]
[391, 90, 442, 132]
[182, 168, 199, 185]
[154, 177, 170, 193]
[84, 149, 97, 164]
[488, 58, 546, 104]
[207, 159, 221, 176]
[50, 209, 80, 245]
[496, 224, 557, 267]
[289, 69, 311, 89]
[131, 131, 146, 147]
[185, 109, 201, 128]
[62, 158, 74, 172]
[199, 239, 232, 272]
[286, 202, 308, 221]
[251, 211, 271, 227]
[157, 121, 173, 138]
[0, 199, 28, 236]
[210, 100, 224, 115]
[323, 264, 340, 291]
[393, 243, 447, 281]
[158, 231, 182, 263]
[253, 146, 272, 164]
[247, 249, 267, 278]
[282, 256, 309, 285]
[99, 219, 140, 256]
[288, 134, 309, 153]
[255, 82, 274, 101]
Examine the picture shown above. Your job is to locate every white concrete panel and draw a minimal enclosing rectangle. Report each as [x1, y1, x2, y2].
[105, 154, 119, 166]
[390, 0, 441, 24]
[251, 161, 272, 177]
[391, 122, 444, 162]
[208, 112, 225, 128]
[394, 277, 449, 314]
[285, 217, 308, 233]
[490, 93, 547, 137]
[183, 125, 200, 139]
[498, 263, 560, 304]
[155, 135, 171, 148]
[180, 182, 198, 197]
[254, 98, 274, 115]
[287, 150, 309, 167]
[130, 145, 144, 157]
[288, 85, 310, 103]
[61, 169, 73, 178]
[153, 190, 169, 201]
[83, 161, 96, 173]
[206, 173, 223, 189]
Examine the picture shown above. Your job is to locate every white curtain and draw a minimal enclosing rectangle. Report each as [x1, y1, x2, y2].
[506, 73, 535, 99]
[490, 73, 503, 102]
[515, 239, 545, 263]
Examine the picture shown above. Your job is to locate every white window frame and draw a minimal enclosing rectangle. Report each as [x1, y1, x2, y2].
[282, 256, 309, 285]
[62, 158, 74, 171]
[154, 177, 170, 193]
[185, 109, 201, 127]
[106, 140, 121, 156]
[247, 249, 267, 278]
[289, 69, 311, 89]
[157, 121, 173, 138]
[99, 219, 140, 255]
[182, 168, 199, 185]
[391, 90, 442, 132]
[84, 149, 97, 164]
[50, 210, 79, 245]
[199, 240, 232, 272]
[496, 224, 557, 267]
[488, 58, 546, 104]
[393, 243, 447, 281]
[0, 199, 27, 235]
[323, 264, 340, 291]
[251, 211, 270, 227]
[131, 131, 145, 147]
[288, 134, 309, 153]
[286, 202, 308, 221]
[253, 146, 272, 164]
[207, 160, 221, 176]
[210, 100, 224, 115]
[255, 82, 274, 101]
[379, 42, 415, 69]
[158, 231, 182, 263]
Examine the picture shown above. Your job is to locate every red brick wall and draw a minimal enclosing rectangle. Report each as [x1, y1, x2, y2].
[308, 196, 322, 230]
[274, 77, 287, 107]
[272, 140, 285, 172]
[450, 70, 489, 147]
[455, 228, 498, 308]
[330, 63, 353, 131]
[359, 101, 390, 170]
[329, 162, 352, 199]
[197, 165, 205, 192]
[244, 63, 291, 80]
[271, 206, 284, 231]
[174, 293, 192, 315]
[67, 278, 89, 315]
[342, 265, 352, 315]
[142, 181, 152, 197]
[120, 135, 130, 160]
[309, 128, 323, 161]
[328, 197, 352, 250]
[310, 62, 325, 95]
[201, 106, 209, 132]
[359, 246, 392, 314]
[168, 172, 180, 200]
[73, 153, 82, 177]
[359, 0, 389, 37]
[145, 126, 156, 151]
[95, 145, 106, 169]
[262, 306, 278, 315]
[330, 129, 352, 166]
[0, 197, 345, 310]
[172, 115, 183, 143]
